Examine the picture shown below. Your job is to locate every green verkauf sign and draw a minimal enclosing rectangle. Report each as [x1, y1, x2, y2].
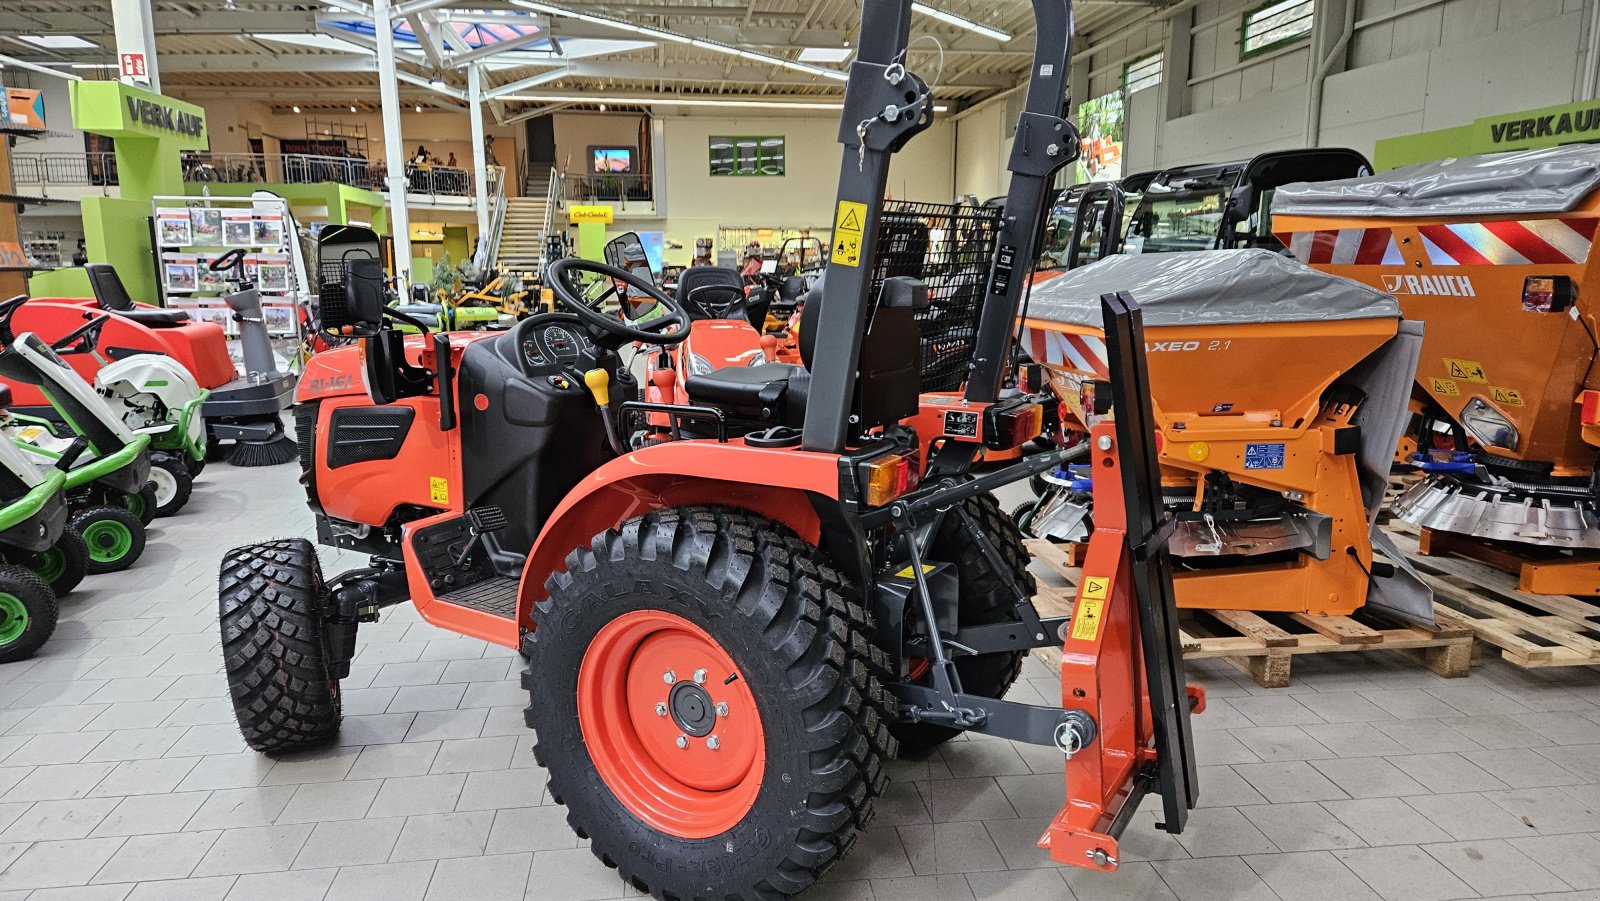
[1376, 99, 1600, 170]
[70, 81, 207, 148]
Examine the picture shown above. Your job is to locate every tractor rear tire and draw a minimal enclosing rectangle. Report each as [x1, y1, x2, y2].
[0, 566, 57, 664]
[74, 506, 146, 574]
[149, 454, 194, 517]
[893, 492, 1035, 754]
[219, 539, 342, 753]
[526, 506, 895, 900]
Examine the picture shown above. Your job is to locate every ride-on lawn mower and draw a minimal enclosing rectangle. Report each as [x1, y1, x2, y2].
[221, 0, 1200, 894]
[0, 426, 89, 662]
[11, 252, 296, 466]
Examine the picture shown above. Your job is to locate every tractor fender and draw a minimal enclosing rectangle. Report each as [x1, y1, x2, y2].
[516, 439, 843, 631]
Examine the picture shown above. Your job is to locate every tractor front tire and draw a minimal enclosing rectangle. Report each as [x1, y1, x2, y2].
[149, 454, 194, 517]
[16, 527, 89, 596]
[894, 492, 1036, 754]
[0, 566, 57, 664]
[527, 506, 895, 900]
[74, 506, 147, 574]
[219, 539, 342, 753]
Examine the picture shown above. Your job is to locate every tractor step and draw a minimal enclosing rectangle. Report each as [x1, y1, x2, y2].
[438, 575, 519, 618]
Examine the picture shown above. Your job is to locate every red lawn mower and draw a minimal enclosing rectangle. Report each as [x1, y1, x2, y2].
[220, 0, 1199, 896]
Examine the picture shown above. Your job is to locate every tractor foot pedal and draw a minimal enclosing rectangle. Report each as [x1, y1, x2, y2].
[466, 506, 507, 533]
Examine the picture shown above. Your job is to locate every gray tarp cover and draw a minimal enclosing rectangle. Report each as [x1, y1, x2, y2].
[1272, 144, 1600, 218]
[1025, 248, 1399, 328]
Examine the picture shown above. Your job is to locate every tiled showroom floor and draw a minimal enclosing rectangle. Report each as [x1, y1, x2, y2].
[1, 460, 1600, 900]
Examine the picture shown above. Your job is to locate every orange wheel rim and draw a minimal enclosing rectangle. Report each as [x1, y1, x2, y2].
[577, 610, 765, 839]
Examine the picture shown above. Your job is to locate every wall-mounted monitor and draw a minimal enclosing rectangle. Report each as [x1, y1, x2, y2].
[590, 146, 635, 174]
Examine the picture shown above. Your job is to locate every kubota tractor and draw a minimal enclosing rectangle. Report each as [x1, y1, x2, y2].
[1273, 146, 1600, 595]
[220, 0, 1203, 896]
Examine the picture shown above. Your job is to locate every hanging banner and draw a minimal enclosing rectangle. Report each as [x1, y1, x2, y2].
[570, 205, 615, 224]
[5, 89, 45, 131]
[1076, 91, 1125, 183]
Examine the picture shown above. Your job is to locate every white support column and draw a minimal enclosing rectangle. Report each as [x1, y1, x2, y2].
[469, 64, 490, 244]
[111, 0, 160, 91]
[373, 0, 413, 287]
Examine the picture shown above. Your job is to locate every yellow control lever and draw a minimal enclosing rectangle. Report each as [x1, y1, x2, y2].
[583, 368, 610, 407]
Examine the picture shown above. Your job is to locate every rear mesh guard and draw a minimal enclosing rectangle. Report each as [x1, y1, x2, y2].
[870, 201, 1001, 394]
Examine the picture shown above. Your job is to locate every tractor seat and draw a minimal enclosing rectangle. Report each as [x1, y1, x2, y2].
[86, 264, 190, 328]
[0, 383, 12, 409]
[685, 363, 809, 428]
[117, 308, 190, 327]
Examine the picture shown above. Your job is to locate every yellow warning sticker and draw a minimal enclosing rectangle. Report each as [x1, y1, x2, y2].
[1071, 598, 1106, 642]
[1491, 386, 1525, 407]
[1081, 576, 1110, 600]
[1444, 358, 1488, 383]
[1430, 378, 1461, 397]
[894, 564, 938, 578]
[429, 476, 450, 505]
[831, 201, 867, 267]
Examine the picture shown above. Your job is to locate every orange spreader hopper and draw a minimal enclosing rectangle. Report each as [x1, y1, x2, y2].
[1273, 147, 1600, 570]
[1021, 250, 1433, 622]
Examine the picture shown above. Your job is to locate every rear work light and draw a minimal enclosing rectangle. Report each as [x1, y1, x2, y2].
[858, 447, 920, 507]
[984, 398, 1045, 450]
[1523, 275, 1577, 313]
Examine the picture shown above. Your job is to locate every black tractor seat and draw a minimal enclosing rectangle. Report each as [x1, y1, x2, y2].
[0, 383, 12, 409]
[86, 264, 190, 328]
[685, 363, 809, 428]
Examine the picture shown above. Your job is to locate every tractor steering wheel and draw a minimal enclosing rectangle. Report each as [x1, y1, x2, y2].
[51, 314, 110, 356]
[209, 248, 247, 274]
[546, 258, 688, 349]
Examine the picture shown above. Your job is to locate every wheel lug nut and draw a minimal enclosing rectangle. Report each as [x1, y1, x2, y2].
[707, 735, 720, 750]
[675, 734, 688, 749]
[655, 702, 668, 717]
[693, 669, 707, 684]
[662, 670, 676, 684]
[715, 702, 729, 717]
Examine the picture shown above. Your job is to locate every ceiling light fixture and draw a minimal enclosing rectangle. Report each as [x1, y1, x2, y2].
[292, 105, 301, 113]
[501, 92, 947, 113]
[350, 105, 358, 112]
[68, 63, 118, 70]
[509, 0, 847, 81]
[797, 47, 853, 63]
[415, 104, 423, 112]
[911, 3, 1011, 41]
[18, 35, 97, 50]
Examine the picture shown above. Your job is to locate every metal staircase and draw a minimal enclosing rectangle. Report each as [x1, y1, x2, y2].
[494, 162, 560, 278]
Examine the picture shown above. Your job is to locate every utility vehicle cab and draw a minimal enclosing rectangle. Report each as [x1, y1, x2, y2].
[1125, 149, 1372, 254]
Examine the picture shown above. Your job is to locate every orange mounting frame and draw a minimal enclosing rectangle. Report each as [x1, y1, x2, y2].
[1041, 424, 1205, 871]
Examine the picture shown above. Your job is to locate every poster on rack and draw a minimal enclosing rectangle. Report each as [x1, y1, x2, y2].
[256, 254, 290, 294]
[222, 211, 253, 246]
[195, 256, 230, 293]
[157, 209, 194, 247]
[252, 213, 284, 247]
[1075, 91, 1125, 183]
[162, 253, 199, 293]
[261, 302, 297, 336]
[190, 208, 223, 245]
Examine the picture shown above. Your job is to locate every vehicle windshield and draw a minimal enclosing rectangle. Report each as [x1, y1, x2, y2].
[1128, 186, 1227, 253]
[1037, 200, 1078, 270]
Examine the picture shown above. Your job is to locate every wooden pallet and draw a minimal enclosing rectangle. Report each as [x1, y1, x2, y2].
[1024, 538, 1474, 688]
[1386, 527, 1600, 669]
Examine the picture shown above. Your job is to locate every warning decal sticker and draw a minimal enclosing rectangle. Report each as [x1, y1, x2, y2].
[831, 201, 867, 267]
[1444, 358, 1488, 383]
[1072, 597, 1106, 641]
[429, 476, 450, 505]
[1491, 387, 1525, 407]
[1430, 378, 1461, 397]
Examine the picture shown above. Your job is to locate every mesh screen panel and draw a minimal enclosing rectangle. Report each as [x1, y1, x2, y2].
[871, 202, 1000, 393]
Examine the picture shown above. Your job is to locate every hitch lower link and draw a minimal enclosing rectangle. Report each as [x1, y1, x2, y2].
[894, 684, 1100, 755]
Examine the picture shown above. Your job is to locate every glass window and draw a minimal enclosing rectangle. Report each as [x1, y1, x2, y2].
[710, 136, 785, 176]
[1124, 52, 1163, 95]
[1241, 0, 1314, 57]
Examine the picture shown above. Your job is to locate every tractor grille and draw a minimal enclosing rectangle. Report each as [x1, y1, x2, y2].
[294, 402, 318, 478]
[872, 201, 1001, 394]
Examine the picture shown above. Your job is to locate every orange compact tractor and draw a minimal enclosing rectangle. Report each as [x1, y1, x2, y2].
[219, 0, 1201, 895]
[1017, 250, 1434, 622]
[1273, 146, 1600, 594]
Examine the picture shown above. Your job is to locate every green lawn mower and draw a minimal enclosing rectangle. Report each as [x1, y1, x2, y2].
[0, 419, 93, 662]
[0, 308, 151, 575]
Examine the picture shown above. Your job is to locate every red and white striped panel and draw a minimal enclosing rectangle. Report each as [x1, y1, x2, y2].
[1288, 228, 1404, 266]
[1416, 219, 1598, 266]
[1023, 326, 1109, 378]
[1285, 218, 1598, 267]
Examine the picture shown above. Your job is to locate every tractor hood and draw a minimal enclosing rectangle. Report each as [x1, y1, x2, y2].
[1273, 144, 1600, 218]
[1027, 248, 1399, 327]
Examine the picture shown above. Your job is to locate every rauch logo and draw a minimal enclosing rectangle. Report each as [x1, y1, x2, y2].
[1382, 274, 1476, 297]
